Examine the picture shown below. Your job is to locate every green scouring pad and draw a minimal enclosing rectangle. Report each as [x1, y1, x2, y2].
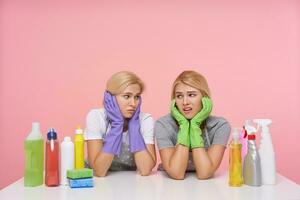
[67, 168, 93, 179]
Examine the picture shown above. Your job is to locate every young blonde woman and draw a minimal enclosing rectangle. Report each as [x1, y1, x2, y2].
[84, 71, 156, 176]
[155, 70, 230, 180]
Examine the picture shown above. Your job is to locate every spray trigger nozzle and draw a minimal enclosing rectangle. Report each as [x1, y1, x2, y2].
[243, 126, 248, 138]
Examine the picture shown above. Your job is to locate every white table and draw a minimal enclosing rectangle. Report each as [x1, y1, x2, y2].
[1, 171, 300, 200]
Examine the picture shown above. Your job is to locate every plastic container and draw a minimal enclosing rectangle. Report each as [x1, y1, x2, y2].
[229, 128, 243, 187]
[74, 126, 84, 169]
[243, 120, 262, 187]
[254, 119, 276, 185]
[45, 128, 59, 186]
[60, 136, 74, 185]
[24, 122, 44, 187]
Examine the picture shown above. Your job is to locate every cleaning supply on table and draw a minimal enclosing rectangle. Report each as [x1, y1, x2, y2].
[254, 119, 276, 185]
[229, 128, 243, 187]
[45, 128, 59, 186]
[69, 178, 94, 188]
[67, 168, 94, 188]
[243, 120, 262, 186]
[24, 122, 44, 187]
[67, 168, 93, 179]
[60, 136, 74, 185]
[74, 126, 84, 169]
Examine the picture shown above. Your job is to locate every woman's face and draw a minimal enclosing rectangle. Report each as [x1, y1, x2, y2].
[174, 83, 203, 119]
[115, 84, 141, 119]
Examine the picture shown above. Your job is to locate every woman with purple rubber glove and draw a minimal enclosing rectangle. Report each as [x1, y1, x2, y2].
[84, 71, 156, 176]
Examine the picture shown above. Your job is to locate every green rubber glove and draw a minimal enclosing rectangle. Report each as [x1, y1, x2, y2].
[171, 99, 190, 147]
[190, 97, 213, 149]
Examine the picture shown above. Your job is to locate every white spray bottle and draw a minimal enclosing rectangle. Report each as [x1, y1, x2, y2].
[243, 120, 262, 186]
[254, 119, 276, 185]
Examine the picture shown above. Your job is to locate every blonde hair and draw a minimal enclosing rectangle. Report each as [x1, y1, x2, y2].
[171, 70, 211, 99]
[106, 71, 145, 95]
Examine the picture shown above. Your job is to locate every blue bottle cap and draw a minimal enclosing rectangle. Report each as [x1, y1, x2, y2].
[47, 128, 57, 140]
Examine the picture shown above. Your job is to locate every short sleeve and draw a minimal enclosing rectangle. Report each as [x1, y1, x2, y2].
[140, 114, 155, 144]
[154, 120, 176, 150]
[84, 109, 108, 140]
[212, 120, 231, 147]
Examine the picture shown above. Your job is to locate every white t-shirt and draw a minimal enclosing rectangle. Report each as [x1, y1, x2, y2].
[84, 108, 154, 145]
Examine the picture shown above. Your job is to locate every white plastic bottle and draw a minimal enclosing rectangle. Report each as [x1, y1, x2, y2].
[254, 119, 276, 185]
[60, 136, 74, 185]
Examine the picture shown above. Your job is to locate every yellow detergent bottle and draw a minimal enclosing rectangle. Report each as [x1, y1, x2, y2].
[229, 128, 243, 187]
[74, 126, 84, 169]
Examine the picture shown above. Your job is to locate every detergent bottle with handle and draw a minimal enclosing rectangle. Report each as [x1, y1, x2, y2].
[24, 122, 44, 187]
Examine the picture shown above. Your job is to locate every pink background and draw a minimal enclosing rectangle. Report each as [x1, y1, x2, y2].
[1, 1, 299, 189]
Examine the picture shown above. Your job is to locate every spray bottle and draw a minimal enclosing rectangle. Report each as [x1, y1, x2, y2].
[229, 128, 243, 187]
[243, 120, 262, 186]
[60, 136, 74, 185]
[254, 119, 276, 185]
[24, 122, 44, 187]
[45, 128, 59, 186]
[74, 126, 84, 169]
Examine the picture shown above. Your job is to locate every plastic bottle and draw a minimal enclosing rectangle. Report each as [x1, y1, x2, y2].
[24, 122, 44, 187]
[254, 119, 276, 185]
[45, 128, 59, 186]
[60, 136, 74, 185]
[229, 128, 243, 187]
[74, 126, 84, 169]
[243, 120, 262, 186]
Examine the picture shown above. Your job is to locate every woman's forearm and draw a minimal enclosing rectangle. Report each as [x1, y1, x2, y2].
[192, 145, 226, 179]
[164, 145, 189, 180]
[192, 148, 214, 179]
[134, 145, 156, 176]
[91, 152, 114, 177]
[134, 151, 155, 175]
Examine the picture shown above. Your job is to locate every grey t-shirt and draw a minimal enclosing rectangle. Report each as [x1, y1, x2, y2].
[155, 113, 231, 171]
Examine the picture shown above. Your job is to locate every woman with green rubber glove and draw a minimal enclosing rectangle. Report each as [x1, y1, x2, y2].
[155, 70, 231, 180]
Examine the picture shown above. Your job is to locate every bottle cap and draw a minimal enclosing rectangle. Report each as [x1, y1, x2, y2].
[47, 128, 57, 140]
[64, 136, 71, 142]
[232, 128, 239, 142]
[75, 126, 83, 134]
[27, 122, 43, 140]
[32, 122, 40, 132]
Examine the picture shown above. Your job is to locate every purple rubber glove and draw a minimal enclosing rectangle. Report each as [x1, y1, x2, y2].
[128, 97, 146, 153]
[102, 91, 124, 156]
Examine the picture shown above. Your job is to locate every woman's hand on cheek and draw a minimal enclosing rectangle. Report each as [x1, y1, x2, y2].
[104, 91, 124, 125]
[128, 97, 146, 153]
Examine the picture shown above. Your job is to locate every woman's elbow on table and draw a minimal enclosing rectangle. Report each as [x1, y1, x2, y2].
[93, 168, 108, 177]
[139, 168, 153, 176]
[167, 170, 185, 180]
[196, 171, 213, 180]
[170, 173, 185, 180]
